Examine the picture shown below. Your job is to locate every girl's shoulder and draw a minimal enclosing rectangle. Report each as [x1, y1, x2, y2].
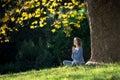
[78, 47, 83, 51]
[78, 46, 82, 49]
[75, 47, 82, 52]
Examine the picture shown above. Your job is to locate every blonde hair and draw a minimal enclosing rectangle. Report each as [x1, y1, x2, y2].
[74, 37, 82, 46]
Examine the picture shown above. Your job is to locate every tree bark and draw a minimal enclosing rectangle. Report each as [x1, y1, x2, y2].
[85, 0, 120, 63]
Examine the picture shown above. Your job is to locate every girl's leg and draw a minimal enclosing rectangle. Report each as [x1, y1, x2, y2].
[72, 61, 85, 66]
[63, 60, 72, 66]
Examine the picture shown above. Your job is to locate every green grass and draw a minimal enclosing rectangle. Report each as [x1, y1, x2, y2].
[0, 63, 120, 80]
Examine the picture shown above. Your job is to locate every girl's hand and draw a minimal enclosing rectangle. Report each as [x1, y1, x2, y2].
[72, 46, 76, 52]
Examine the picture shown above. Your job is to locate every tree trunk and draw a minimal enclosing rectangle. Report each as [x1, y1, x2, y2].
[85, 0, 120, 63]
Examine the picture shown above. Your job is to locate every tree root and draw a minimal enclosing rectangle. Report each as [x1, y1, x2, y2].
[85, 61, 100, 65]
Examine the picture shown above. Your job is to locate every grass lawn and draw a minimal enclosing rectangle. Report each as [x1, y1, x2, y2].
[0, 63, 120, 80]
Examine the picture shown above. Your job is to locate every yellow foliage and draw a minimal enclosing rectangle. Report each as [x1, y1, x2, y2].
[63, 27, 73, 37]
[57, 0, 62, 2]
[34, 0, 38, 2]
[43, 12, 46, 14]
[32, 21, 38, 25]
[39, 20, 45, 27]
[36, 2, 40, 7]
[51, 29, 56, 33]
[71, 0, 79, 5]
[42, 0, 47, 5]
[16, 9, 20, 13]
[0, 24, 8, 35]
[69, 11, 77, 17]
[62, 14, 67, 18]
[69, 22, 75, 24]
[14, 28, 19, 31]
[0, 0, 86, 40]
[44, 22, 47, 25]
[79, 3, 85, 8]
[54, 24, 61, 29]
[5, 39, 9, 42]
[50, 0, 54, 1]
[74, 23, 80, 28]
[62, 20, 68, 24]
[11, 17, 15, 22]
[60, 6, 63, 9]
[28, 13, 32, 18]
[1, 30, 6, 35]
[40, 24, 44, 27]
[35, 13, 40, 17]
[32, 13, 35, 16]
[69, 6, 74, 9]
[35, 8, 41, 17]
[36, 8, 40, 13]
[22, 12, 28, 17]
[68, 2, 72, 6]
[52, 2, 58, 7]
[2, 13, 9, 22]
[24, 17, 28, 20]
[20, 17, 23, 21]
[48, 8, 55, 14]
[64, 24, 69, 27]
[2, 17, 9, 23]
[72, 0, 76, 4]
[30, 25, 35, 29]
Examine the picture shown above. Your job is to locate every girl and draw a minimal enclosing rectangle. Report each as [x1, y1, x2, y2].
[63, 37, 85, 66]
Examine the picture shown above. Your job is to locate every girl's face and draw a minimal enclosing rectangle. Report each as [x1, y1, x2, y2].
[73, 38, 78, 46]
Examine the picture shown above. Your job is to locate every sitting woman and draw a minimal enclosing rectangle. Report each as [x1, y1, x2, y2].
[63, 37, 85, 66]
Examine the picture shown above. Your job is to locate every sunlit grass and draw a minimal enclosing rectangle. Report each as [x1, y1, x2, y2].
[0, 63, 120, 80]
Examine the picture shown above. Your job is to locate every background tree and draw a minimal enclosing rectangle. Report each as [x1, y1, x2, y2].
[85, 0, 120, 63]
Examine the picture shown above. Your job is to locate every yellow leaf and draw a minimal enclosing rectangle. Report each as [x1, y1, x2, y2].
[2, 17, 9, 22]
[62, 20, 68, 24]
[75, 2, 79, 5]
[69, 6, 74, 9]
[35, 0, 38, 2]
[22, 12, 27, 17]
[15, 28, 19, 31]
[62, 14, 67, 18]
[35, 13, 40, 17]
[43, 12, 46, 14]
[32, 21, 38, 24]
[36, 2, 40, 7]
[11, 17, 15, 22]
[64, 24, 68, 26]
[71, 14, 75, 17]
[70, 22, 75, 24]
[64, 3, 67, 6]
[32, 13, 35, 16]
[28, 13, 32, 18]
[5, 39, 9, 42]
[16, 9, 20, 13]
[54, 24, 61, 29]
[51, 29, 56, 33]
[23, 17, 28, 20]
[2, 13, 9, 22]
[30, 25, 34, 29]
[68, 3, 72, 6]
[44, 22, 47, 25]
[20, 17, 23, 21]
[74, 23, 80, 28]
[1, 30, 6, 35]
[42, 0, 47, 4]
[81, 3, 85, 7]
[39, 22, 44, 27]
[72, 0, 75, 4]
